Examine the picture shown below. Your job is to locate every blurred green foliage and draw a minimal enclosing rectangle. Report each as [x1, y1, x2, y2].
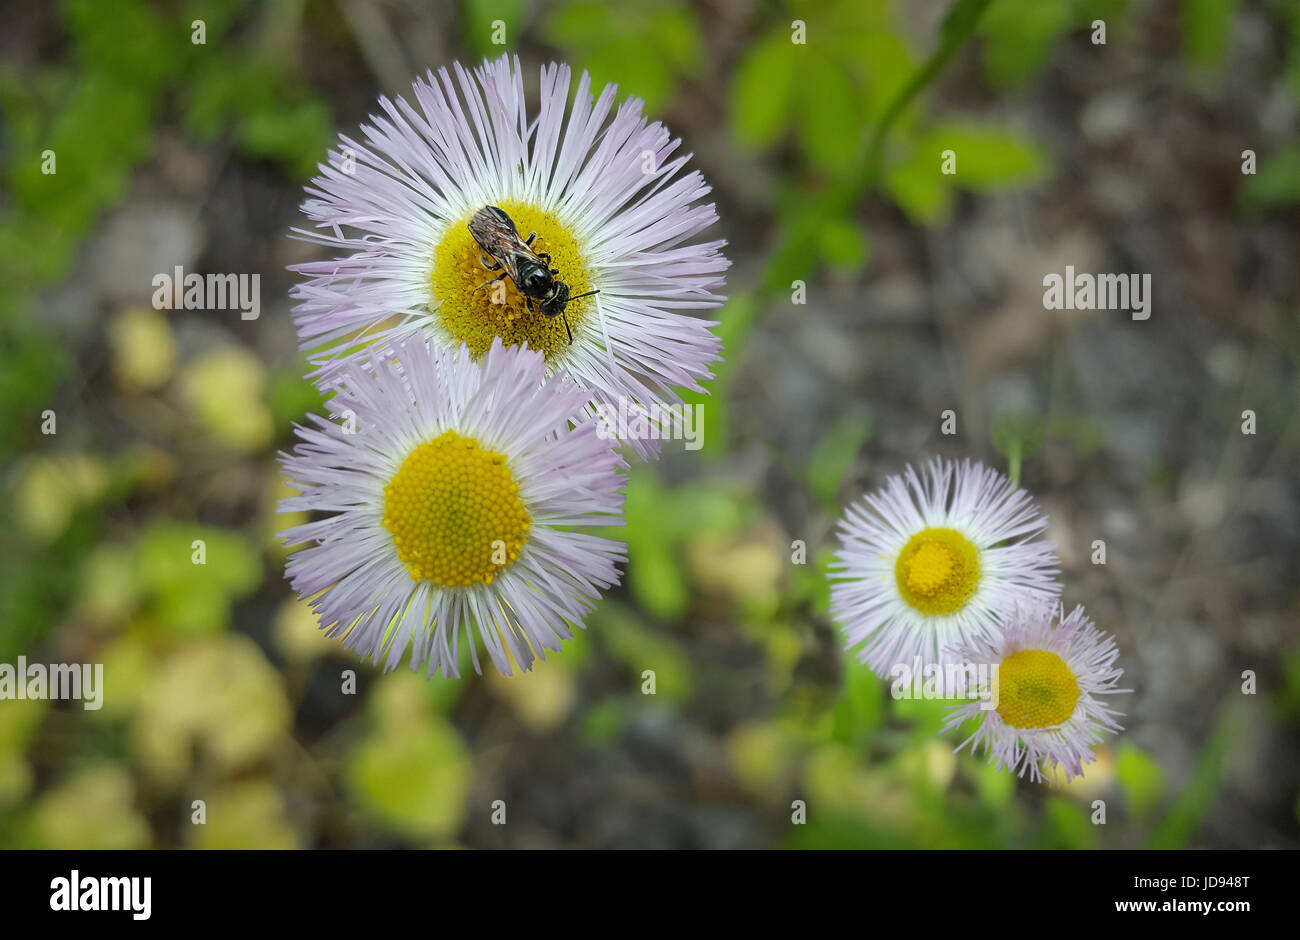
[545, 0, 703, 112]
[978, 0, 1129, 88]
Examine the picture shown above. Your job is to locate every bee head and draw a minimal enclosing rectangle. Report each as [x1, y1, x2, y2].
[541, 281, 570, 317]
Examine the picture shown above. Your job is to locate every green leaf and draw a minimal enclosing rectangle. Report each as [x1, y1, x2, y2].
[807, 406, 873, 504]
[920, 122, 1047, 190]
[593, 602, 694, 702]
[816, 215, 869, 270]
[580, 699, 626, 747]
[1044, 795, 1097, 849]
[801, 59, 861, 174]
[1183, 0, 1239, 72]
[862, 0, 997, 185]
[461, 0, 527, 55]
[679, 293, 760, 456]
[940, 0, 997, 43]
[970, 755, 1016, 809]
[628, 536, 690, 622]
[135, 524, 260, 634]
[848, 30, 915, 124]
[1116, 741, 1165, 821]
[978, 0, 1076, 88]
[891, 694, 950, 736]
[991, 411, 1047, 482]
[1147, 703, 1239, 849]
[831, 660, 886, 744]
[348, 718, 470, 841]
[1245, 145, 1300, 207]
[884, 154, 954, 226]
[730, 33, 800, 149]
[991, 411, 1047, 457]
[545, 0, 613, 44]
[545, 1, 701, 112]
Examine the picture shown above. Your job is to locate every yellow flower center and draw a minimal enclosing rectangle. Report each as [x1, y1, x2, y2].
[431, 200, 595, 363]
[381, 429, 530, 586]
[995, 649, 1080, 729]
[894, 527, 981, 615]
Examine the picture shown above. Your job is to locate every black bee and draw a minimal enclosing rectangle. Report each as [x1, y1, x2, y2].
[467, 205, 598, 344]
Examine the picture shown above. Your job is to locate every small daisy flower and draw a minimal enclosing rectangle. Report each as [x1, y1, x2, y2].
[942, 603, 1127, 783]
[829, 458, 1061, 678]
[279, 337, 627, 678]
[291, 54, 728, 459]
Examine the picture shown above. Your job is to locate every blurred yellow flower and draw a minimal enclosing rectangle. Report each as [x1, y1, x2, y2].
[190, 780, 301, 850]
[486, 659, 576, 733]
[273, 595, 339, 663]
[28, 765, 149, 850]
[131, 636, 290, 785]
[12, 454, 107, 541]
[177, 345, 273, 451]
[110, 306, 176, 391]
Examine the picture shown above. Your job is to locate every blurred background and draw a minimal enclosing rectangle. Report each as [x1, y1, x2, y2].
[1, 0, 1298, 849]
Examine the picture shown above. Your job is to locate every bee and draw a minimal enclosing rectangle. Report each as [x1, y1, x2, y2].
[467, 205, 598, 344]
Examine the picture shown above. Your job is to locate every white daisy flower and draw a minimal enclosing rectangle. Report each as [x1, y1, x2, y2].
[278, 337, 627, 678]
[829, 458, 1061, 679]
[290, 53, 728, 459]
[942, 603, 1127, 783]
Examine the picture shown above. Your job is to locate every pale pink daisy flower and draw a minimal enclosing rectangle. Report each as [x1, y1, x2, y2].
[279, 338, 626, 678]
[829, 458, 1061, 680]
[290, 54, 728, 459]
[942, 603, 1127, 784]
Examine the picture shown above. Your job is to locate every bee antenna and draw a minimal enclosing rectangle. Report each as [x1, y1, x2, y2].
[568, 289, 600, 301]
[563, 310, 573, 344]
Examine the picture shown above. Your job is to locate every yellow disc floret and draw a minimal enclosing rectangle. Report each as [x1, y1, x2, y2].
[381, 429, 530, 587]
[894, 527, 981, 615]
[995, 649, 1080, 729]
[431, 200, 594, 362]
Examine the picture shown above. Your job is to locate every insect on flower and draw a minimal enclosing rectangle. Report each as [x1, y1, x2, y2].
[290, 55, 729, 460]
[468, 205, 599, 344]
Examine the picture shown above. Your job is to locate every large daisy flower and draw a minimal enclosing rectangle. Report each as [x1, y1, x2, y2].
[278, 337, 627, 678]
[942, 603, 1127, 783]
[829, 458, 1061, 678]
[290, 54, 728, 459]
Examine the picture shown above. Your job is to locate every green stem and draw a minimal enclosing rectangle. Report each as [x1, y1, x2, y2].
[863, 0, 996, 186]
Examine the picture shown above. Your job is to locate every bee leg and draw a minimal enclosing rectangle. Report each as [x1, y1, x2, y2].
[473, 275, 506, 292]
[478, 253, 503, 271]
[525, 297, 534, 312]
[537, 252, 552, 265]
[524, 231, 538, 247]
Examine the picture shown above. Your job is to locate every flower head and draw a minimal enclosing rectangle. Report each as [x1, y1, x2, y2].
[291, 54, 728, 458]
[279, 338, 626, 678]
[829, 458, 1060, 677]
[941, 603, 1127, 783]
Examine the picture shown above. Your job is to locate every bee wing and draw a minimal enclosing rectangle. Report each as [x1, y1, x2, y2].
[468, 206, 532, 284]
[468, 206, 522, 251]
